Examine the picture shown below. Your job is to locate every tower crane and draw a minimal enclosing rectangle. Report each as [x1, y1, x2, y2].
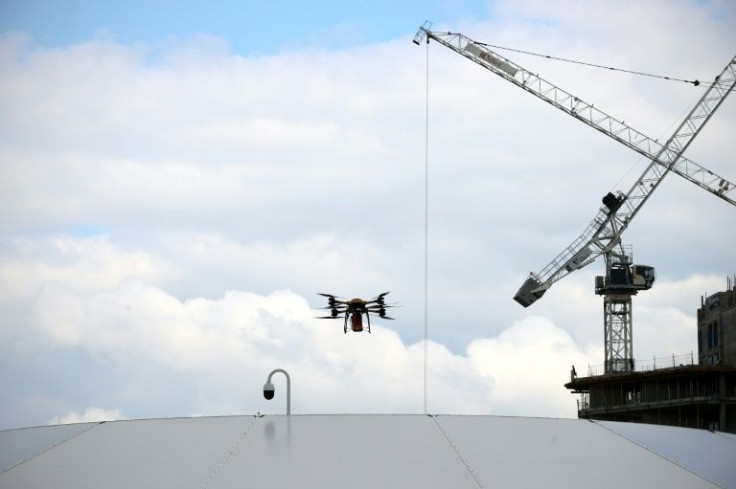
[414, 23, 736, 372]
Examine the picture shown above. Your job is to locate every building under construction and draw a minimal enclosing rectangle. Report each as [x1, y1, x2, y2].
[566, 278, 736, 433]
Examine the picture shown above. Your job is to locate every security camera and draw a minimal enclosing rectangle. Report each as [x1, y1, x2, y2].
[263, 381, 275, 400]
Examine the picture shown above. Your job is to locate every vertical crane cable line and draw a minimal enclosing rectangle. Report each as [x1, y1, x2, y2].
[423, 38, 430, 415]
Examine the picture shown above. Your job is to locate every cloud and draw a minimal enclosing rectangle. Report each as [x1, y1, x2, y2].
[467, 317, 602, 416]
[0, 235, 170, 301]
[1, 0, 735, 429]
[634, 274, 728, 360]
[0, 234, 598, 421]
[48, 407, 127, 425]
[27, 270, 597, 419]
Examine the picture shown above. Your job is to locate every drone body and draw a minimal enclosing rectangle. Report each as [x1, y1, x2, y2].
[317, 292, 395, 333]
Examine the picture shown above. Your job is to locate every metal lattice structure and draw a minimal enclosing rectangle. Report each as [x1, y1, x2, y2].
[604, 296, 632, 372]
[414, 23, 735, 374]
[601, 251, 636, 373]
[413, 24, 736, 303]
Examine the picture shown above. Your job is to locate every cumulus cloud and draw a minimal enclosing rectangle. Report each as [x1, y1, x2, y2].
[28, 268, 597, 419]
[0, 235, 598, 421]
[467, 317, 601, 415]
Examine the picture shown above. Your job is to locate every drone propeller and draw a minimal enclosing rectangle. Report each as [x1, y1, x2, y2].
[364, 304, 395, 319]
[319, 293, 350, 307]
[367, 309, 394, 319]
[375, 292, 390, 303]
[363, 292, 390, 305]
[315, 303, 343, 318]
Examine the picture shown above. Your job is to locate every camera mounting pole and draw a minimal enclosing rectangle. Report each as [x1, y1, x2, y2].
[263, 368, 291, 415]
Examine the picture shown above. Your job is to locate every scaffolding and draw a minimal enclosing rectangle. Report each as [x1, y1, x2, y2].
[567, 365, 736, 432]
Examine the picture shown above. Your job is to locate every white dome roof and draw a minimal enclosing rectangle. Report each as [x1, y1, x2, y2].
[1, 415, 734, 488]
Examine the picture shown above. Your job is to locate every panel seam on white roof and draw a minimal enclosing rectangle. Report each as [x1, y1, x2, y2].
[200, 415, 260, 489]
[431, 415, 485, 489]
[714, 431, 736, 445]
[591, 421, 724, 489]
[0, 421, 103, 476]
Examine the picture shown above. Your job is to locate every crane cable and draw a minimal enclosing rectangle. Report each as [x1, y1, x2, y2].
[423, 37, 430, 415]
[476, 42, 704, 86]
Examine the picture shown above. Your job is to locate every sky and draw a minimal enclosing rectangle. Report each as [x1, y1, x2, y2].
[1, 0, 735, 430]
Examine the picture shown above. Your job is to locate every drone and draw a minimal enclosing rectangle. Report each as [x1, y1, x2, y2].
[316, 292, 395, 333]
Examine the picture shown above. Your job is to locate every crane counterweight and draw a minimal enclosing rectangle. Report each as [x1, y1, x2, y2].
[514, 276, 546, 307]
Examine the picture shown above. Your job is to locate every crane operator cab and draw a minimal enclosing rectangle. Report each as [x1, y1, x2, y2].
[596, 263, 655, 294]
[630, 265, 656, 288]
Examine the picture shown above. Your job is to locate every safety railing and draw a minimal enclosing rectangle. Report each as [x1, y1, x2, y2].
[583, 352, 695, 377]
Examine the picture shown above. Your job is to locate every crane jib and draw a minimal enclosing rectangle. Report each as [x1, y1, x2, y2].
[464, 43, 518, 77]
[418, 26, 736, 307]
[425, 29, 736, 208]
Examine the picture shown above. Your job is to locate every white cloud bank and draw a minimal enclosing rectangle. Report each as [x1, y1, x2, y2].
[28, 266, 599, 418]
[4, 234, 721, 428]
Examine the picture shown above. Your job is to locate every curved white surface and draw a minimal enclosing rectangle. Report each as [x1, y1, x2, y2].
[0, 415, 729, 488]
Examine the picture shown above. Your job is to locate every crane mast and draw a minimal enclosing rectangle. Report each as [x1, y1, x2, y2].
[415, 23, 736, 373]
